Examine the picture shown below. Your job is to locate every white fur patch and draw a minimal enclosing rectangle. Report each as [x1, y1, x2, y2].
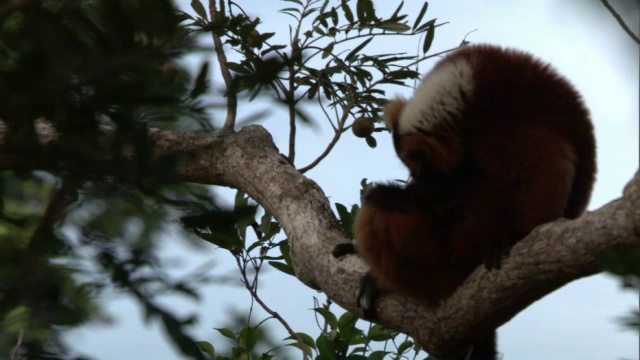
[397, 57, 474, 135]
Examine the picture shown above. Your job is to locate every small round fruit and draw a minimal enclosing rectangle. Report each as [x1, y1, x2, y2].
[352, 117, 374, 138]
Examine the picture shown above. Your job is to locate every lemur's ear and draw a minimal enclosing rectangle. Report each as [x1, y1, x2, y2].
[383, 98, 406, 129]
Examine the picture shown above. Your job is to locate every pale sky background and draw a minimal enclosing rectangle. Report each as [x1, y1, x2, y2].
[67, 1, 639, 359]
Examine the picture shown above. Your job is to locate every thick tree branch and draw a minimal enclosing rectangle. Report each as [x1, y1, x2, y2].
[1, 121, 638, 357]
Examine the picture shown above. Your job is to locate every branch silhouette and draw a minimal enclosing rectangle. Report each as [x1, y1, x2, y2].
[1, 121, 638, 357]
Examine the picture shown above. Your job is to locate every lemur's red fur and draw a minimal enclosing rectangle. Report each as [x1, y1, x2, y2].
[354, 45, 596, 305]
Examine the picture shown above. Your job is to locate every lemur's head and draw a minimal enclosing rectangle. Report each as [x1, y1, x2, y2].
[383, 49, 474, 182]
[383, 44, 590, 184]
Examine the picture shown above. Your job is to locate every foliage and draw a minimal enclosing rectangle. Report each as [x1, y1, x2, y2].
[0, 0, 225, 359]
[182, 0, 451, 170]
[599, 249, 640, 332]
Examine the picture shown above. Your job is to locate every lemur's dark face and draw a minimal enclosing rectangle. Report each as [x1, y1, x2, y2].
[383, 53, 472, 185]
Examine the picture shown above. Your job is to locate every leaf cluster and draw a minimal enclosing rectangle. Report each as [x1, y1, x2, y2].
[0, 1, 226, 359]
[184, 0, 447, 158]
[289, 308, 429, 360]
[0, 0, 213, 183]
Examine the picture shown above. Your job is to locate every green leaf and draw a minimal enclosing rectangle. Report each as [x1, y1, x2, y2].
[197, 341, 215, 357]
[375, 21, 410, 32]
[279, 240, 291, 262]
[335, 202, 349, 221]
[280, 7, 301, 14]
[339, 324, 364, 346]
[230, 348, 251, 359]
[248, 84, 263, 101]
[225, 62, 251, 75]
[215, 327, 237, 341]
[338, 312, 359, 331]
[177, 10, 195, 21]
[330, 7, 339, 25]
[336, 202, 355, 238]
[246, 239, 264, 254]
[356, 0, 366, 24]
[369, 351, 391, 360]
[195, 232, 243, 254]
[316, 334, 337, 357]
[239, 327, 258, 351]
[319, 0, 331, 15]
[313, 307, 338, 328]
[268, 261, 295, 276]
[397, 339, 414, 354]
[422, 19, 436, 53]
[367, 324, 396, 341]
[285, 332, 317, 350]
[342, 355, 367, 360]
[386, 69, 420, 80]
[354, 67, 372, 87]
[280, 9, 301, 21]
[360, 178, 372, 195]
[307, 83, 319, 99]
[345, 37, 373, 63]
[255, 215, 280, 246]
[413, 2, 429, 32]
[356, 0, 375, 24]
[341, 0, 354, 23]
[379, 54, 417, 63]
[390, 1, 404, 19]
[322, 42, 335, 59]
[235, 191, 249, 208]
[261, 44, 287, 57]
[303, 8, 320, 22]
[378, 79, 405, 86]
[190, 62, 209, 99]
[191, 0, 208, 20]
[365, 135, 377, 148]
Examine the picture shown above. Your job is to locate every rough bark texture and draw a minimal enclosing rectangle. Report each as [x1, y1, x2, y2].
[1, 121, 639, 357]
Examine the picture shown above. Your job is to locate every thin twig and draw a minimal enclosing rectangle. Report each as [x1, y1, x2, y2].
[287, 92, 297, 164]
[286, 0, 327, 164]
[286, 0, 314, 165]
[600, 0, 640, 44]
[317, 93, 337, 132]
[235, 256, 311, 359]
[285, 1, 311, 165]
[298, 101, 355, 173]
[10, 329, 24, 360]
[209, 0, 238, 132]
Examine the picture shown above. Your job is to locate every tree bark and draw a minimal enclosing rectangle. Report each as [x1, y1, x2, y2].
[1, 121, 638, 357]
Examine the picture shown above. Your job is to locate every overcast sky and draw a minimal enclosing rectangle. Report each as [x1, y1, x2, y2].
[68, 1, 639, 359]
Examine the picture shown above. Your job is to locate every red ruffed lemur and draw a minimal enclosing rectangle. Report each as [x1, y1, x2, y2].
[333, 45, 596, 360]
